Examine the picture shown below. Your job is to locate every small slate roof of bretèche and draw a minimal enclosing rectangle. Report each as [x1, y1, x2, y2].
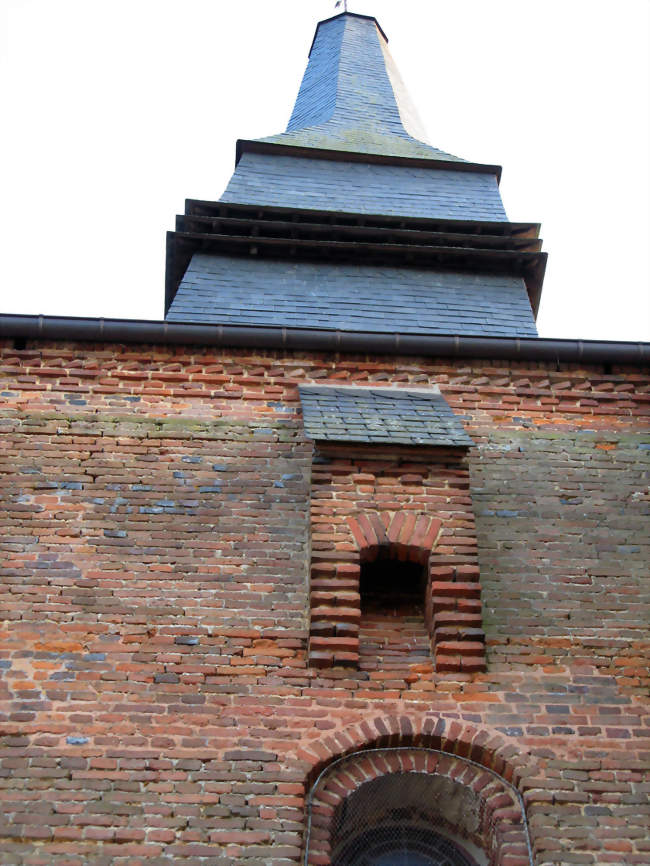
[298, 386, 474, 448]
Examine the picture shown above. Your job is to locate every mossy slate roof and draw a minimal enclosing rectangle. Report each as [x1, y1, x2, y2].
[298, 385, 474, 447]
[223, 14, 508, 223]
[262, 14, 463, 162]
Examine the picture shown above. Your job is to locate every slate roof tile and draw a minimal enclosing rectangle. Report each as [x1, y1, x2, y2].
[261, 14, 465, 163]
[298, 385, 474, 447]
[222, 154, 508, 222]
[166, 254, 538, 338]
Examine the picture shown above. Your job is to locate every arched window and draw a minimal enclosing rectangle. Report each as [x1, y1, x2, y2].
[304, 749, 531, 865]
[307, 501, 487, 674]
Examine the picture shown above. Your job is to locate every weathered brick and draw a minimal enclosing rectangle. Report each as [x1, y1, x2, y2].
[0, 339, 647, 866]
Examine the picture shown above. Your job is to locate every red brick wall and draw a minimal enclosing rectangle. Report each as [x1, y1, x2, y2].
[1, 340, 648, 864]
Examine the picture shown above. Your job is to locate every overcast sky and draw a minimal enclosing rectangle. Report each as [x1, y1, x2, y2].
[1, 0, 648, 341]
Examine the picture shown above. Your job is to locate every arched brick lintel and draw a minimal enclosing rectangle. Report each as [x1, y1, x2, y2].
[310, 510, 485, 673]
[298, 714, 538, 794]
[348, 512, 442, 564]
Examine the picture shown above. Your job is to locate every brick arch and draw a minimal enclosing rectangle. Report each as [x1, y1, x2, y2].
[348, 511, 442, 564]
[301, 716, 537, 866]
[309, 507, 486, 673]
[299, 715, 537, 791]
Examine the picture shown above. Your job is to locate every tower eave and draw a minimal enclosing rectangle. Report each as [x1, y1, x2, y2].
[235, 139, 503, 183]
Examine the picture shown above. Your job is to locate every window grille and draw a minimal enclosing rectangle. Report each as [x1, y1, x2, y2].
[303, 748, 533, 866]
[332, 775, 481, 865]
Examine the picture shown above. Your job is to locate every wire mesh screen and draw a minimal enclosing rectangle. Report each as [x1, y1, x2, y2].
[333, 826, 477, 866]
[304, 749, 534, 866]
[329, 772, 483, 866]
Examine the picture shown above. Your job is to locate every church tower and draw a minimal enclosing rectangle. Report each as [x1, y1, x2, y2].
[163, 10, 550, 681]
[0, 10, 648, 866]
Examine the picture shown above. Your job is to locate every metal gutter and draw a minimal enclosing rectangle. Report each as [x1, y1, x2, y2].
[0, 314, 648, 365]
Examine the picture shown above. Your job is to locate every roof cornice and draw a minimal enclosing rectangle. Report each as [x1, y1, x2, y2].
[308, 12, 389, 55]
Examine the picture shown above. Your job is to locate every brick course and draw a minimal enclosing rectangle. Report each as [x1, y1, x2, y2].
[0, 339, 649, 864]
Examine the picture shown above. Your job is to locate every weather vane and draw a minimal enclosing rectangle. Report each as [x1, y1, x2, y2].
[335, 0, 348, 11]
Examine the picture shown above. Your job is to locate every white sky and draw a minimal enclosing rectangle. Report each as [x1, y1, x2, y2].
[1, 0, 648, 341]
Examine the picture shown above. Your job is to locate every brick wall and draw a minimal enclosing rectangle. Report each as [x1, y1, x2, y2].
[0, 340, 648, 864]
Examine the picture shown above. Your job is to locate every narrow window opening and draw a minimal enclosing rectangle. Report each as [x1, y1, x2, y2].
[359, 558, 430, 670]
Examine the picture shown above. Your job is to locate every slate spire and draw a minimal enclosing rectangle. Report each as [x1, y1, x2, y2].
[262, 12, 463, 161]
[164, 11, 546, 338]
